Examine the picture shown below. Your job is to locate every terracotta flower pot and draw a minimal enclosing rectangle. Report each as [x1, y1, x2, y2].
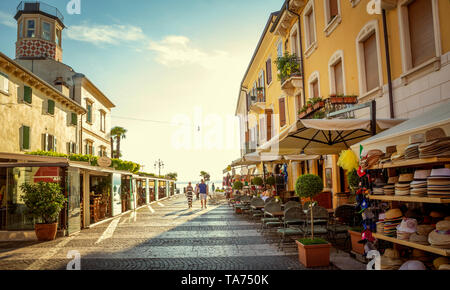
[343, 96, 357, 104]
[296, 240, 331, 268]
[348, 230, 365, 255]
[35, 223, 58, 241]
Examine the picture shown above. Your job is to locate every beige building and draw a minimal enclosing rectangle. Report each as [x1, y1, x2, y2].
[0, 52, 86, 154]
[13, 1, 115, 157]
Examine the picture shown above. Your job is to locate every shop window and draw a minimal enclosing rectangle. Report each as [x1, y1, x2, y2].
[42, 22, 51, 41]
[0, 73, 9, 94]
[26, 19, 36, 38]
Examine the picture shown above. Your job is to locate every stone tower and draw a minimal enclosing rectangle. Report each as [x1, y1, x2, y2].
[14, 1, 65, 62]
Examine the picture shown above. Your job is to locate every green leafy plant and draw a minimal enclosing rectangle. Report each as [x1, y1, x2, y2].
[251, 177, 264, 186]
[297, 238, 328, 245]
[295, 174, 324, 240]
[20, 182, 66, 224]
[233, 181, 243, 190]
[274, 52, 301, 82]
[265, 176, 276, 186]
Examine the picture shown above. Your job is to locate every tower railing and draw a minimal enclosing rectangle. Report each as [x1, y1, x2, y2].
[16, 1, 64, 23]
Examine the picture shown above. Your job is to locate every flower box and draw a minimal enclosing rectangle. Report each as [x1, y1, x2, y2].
[296, 240, 331, 268]
[348, 230, 365, 255]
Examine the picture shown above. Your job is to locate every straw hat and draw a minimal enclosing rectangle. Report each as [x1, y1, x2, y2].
[380, 249, 403, 269]
[433, 257, 450, 269]
[414, 170, 432, 180]
[429, 168, 450, 178]
[397, 218, 418, 233]
[398, 174, 414, 183]
[399, 260, 427, 270]
[387, 176, 399, 184]
[411, 249, 432, 262]
[439, 264, 450, 270]
[410, 133, 426, 145]
[391, 144, 408, 160]
[429, 230, 450, 248]
[385, 209, 403, 220]
[425, 128, 447, 142]
[436, 220, 450, 231]
[409, 233, 429, 245]
[416, 224, 435, 236]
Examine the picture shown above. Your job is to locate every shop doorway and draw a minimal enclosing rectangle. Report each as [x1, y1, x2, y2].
[121, 176, 131, 212]
[149, 180, 156, 202]
[89, 174, 112, 224]
[136, 179, 146, 207]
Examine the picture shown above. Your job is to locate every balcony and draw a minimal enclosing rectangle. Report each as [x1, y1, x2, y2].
[281, 74, 303, 97]
[15, 1, 64, 24]
[298, 95, 359, 119]
[248, 93, 266, 113]
[275, 53, 303, 96]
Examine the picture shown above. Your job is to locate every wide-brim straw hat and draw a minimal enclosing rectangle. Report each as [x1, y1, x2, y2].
[387, 176, 399, 184]
[425, 128, 447, 142]
[429, 230, 450, 247]
[399, 173, 414, 183]
[439, 264, 450, 270]
[410, 133, 426, 145]
[399, 260, 427, 270]
[433, 257, 450, 269]
[430, 168, 450, 178]
[410, 233, 429, 245]
[385, 209, 403, 220]
[414, 169, 432, 180]
[436, 220, 450, 231]
[417, 225, 435, 236]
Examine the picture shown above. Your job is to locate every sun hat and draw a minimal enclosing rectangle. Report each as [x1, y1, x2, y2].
[411, 249, 432, 262]
[429, 230, 450, 248]
[429, 168, 450, 178]
[385, 209, 403, 220]
[397, 218, 418, 233]
[399, 260, 427, 270]
[414, 170, 432, 180]
[436, 220, 450, 231]
[438, 264, 450, 270]
[433, 257, 450, 269]
[380, 249, 403, 269]
[398, 174, 414, 183]
[416, 224, 435, 236]
[425, 128, 447, 142]
[410, 133, 426, 145]
[387, 176, 399, 184]
[409, 233, 429, 245]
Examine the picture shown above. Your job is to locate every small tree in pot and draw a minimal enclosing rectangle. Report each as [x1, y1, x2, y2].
[20, 182, 66, 241]
[295, 174, 331, 267]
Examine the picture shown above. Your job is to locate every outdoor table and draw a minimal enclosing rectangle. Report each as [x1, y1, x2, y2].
[266, 211, 284, 217]
[251, 205, 264, 210]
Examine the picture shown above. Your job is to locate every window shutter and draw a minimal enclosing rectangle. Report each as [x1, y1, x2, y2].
[266, 110, 272, 141]
[408, 0, 435, 67]
[0, 73, 9, 93]
[21, 126, 30, 150]
[54, 137, 57, 152]
[312, 80, 319, 98]
[87, 104, 92, 123]
[48, 99, 55, 115]
[24, 86, 32, 104]
[279, 98, 286, 127]
[363, 33, 379, 92]
[329, 0, 338, 21]
[42, 133, 48, 151]
[307, 11, 315, 46]
[334, 60, 344, 95]
[266, 58, 272, 85]
[71, 113, 78, 126]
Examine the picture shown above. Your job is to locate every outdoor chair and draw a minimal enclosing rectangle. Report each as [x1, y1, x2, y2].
[328, 204, 357, 245]
[234, 195, 251, 214]
[229, 195, 242, 208]
[283, 201, 301, 211]
[260, 201, 282, 234]
[264, 197, 275, 204]
[302, 206, 330, 239]
[277, 207, 307, 249]
[248, 197, 265, 220]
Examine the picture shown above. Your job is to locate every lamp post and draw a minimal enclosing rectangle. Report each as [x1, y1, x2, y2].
[154, 159, 164, 176]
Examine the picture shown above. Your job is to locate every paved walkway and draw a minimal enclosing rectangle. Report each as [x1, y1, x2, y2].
[0, 195, 344, 270]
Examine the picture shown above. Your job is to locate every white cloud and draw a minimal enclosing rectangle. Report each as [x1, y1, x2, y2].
[66, 23, 146, 45]
[147, 35, 229, 69]
[0, 11, 16, 28]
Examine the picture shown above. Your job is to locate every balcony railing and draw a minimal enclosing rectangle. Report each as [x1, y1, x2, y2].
[17, 1, 64, 22]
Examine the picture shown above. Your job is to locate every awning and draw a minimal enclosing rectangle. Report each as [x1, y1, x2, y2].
[283, 154, 321, 161]
[351, 103, 450, 152]
[258, 118, 406, 155]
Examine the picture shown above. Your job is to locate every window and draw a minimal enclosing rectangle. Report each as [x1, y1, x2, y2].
[308, 72, 320, 101]
[71, 113, 78, 126]
[277, 40, 283, 58]
[20, 126, 30, 151]
[99, 146, 107, 157]
[324, 0, 342, 36]
[56, 29, 61, 46]
[0, 73, 9, 94]
[42, 22, 51, 41]
[86, 101, 93, 123]
[257, 70, 265, 101]
[67, 142, 77, 154]
[290, 24, 300, 57]
[85, 140, 94, 155]
[18, 21, 23, 38]
[356, 21, 383, 97]
[279, 98, 286, 128]
[100, 110, 106, 132]
[398, 0, 440, 74]
[304, 1, 316, 50]
[23, 86, 32, 104]
[266, 58, 272, 85]
[329, 51, 346, 95]
[47, 99, 55, 115]
[27, 19, 36, 38]
[259, 115, 267, 143]
[42, 133, 56, 152]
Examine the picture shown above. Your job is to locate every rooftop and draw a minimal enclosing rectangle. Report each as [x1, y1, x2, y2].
[15, 1, 64, 26]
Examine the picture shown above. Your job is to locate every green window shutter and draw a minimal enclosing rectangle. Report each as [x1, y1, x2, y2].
[24, 86, 32, 104]
[71, 113, 78, 125]
[87, 105, 92, 123]
[48, 99, 55, 115]
[21, 126, 30, 150]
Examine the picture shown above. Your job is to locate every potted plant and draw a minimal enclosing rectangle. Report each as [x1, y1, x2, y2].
[343, 95, 358, 104]
[348, 226, 365, 255]
[20, 182, 66, 241]
[275, 52, 301, 83]
[265, 176, 276, 187]
[256, 87, 264, 101]
[294, 174, 331, 267]
[329, 94, 344, 104]
[232, 181, 244, 213]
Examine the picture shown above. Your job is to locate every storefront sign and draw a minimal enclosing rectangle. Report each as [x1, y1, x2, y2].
[98, 156, 112, 168]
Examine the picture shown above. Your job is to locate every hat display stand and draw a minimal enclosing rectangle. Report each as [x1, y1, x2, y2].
[355, 138, 450, 270]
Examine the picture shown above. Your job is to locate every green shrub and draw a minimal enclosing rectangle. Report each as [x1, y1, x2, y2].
[233, 181, 243, 190]
[295, 174, 324, 199]
[347, 169, 360, 193]
[297, 238, 328, 245]
[251, 177, 264, 186]
[20, 182, 66, 224]
[265, 176, 276, 186]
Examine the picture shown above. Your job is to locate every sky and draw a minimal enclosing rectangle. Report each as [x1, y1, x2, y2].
[0, 0, 283, 184]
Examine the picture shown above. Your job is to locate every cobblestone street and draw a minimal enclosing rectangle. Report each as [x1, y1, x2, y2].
[0, 195, 342, 270]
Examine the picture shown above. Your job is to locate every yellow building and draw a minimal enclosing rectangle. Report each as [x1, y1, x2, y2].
[235, 0, 450, 207]
[0, 52, 86, 154]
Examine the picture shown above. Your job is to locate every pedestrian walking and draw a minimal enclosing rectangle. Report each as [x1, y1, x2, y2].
[212, 183, 215, 193]
[195, 183, 199, 200]
[198, 179, 208, 209]
[186, 182, 193, 209]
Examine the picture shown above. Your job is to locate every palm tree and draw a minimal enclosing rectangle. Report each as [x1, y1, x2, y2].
[200, 171, 211, 182]
[110, 126, 127, 159]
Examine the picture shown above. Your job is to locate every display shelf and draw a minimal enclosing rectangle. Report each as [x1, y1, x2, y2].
[368, 195, 450, 204]
[373, 233, 450, 256]
[368, 157, 450, 170]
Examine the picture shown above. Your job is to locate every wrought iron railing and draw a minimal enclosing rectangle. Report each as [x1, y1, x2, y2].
[17, 1, 64, 22]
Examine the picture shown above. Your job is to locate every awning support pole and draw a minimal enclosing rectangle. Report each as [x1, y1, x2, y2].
[370, 100, 377, 136]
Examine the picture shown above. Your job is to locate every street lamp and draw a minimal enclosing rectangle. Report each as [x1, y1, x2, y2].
[154, 159, 164, 176]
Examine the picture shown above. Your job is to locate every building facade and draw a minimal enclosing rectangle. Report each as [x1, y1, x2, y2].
[13, 1, 115, 158]
[235, 0, 450, 206]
